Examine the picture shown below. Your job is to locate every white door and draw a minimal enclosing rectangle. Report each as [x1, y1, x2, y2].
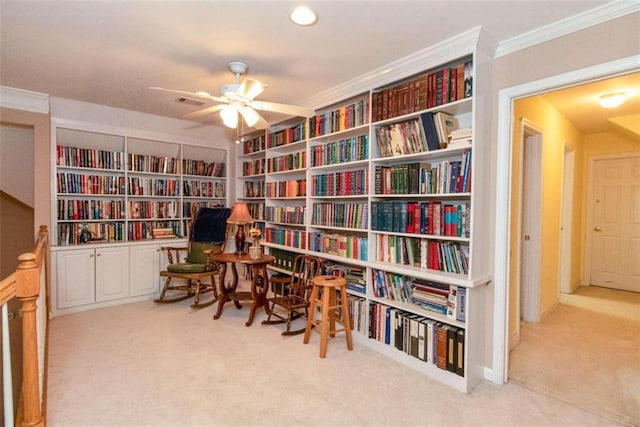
[520, 128, 543, 322]
[95, 246, 130, 301]
[589, 155, 640, 292]
[55, 248, 96, 309]
[130, 244, 160, 296]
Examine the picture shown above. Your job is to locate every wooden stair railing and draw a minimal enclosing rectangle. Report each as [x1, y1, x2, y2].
[1, 225, 48, 427]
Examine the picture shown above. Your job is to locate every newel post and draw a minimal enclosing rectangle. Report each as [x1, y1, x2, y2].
[15, 252, 44, 427]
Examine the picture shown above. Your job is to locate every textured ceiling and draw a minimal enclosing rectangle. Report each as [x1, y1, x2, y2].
[1, 1, 634, 135]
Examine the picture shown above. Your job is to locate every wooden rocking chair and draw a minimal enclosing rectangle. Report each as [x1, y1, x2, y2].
[156, 206, 231, 308]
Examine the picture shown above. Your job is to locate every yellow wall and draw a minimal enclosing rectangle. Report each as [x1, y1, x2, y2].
[508, 95, 584, 341]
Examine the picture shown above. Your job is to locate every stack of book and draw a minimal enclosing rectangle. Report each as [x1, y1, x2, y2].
[152, 227, 176, 239]
[448, 128, 472, 149]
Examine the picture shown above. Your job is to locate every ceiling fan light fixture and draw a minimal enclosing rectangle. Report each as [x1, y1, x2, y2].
[239, 106, 260, 127]
[289, 6, 317, 26]
[220, 105, 238, 128]
[599, 92, 627, 108]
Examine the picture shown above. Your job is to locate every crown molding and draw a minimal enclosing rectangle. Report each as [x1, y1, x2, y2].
[302, 27, 486, 110]
[495, 0, 640, 58]
[0, 86, 49, 114]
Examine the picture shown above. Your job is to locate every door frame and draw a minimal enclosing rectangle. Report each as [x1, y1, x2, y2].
[517, 119, 543, 324]
[491, 54, 639, 385]
[584, 152, 640, 286]
[559, 147, 575, 294]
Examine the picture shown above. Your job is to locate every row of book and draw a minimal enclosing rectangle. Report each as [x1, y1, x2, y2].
[182, 159, 225, 177]
[127, 154, 179, 174]
[128, 201, 180, 219]
[311, 169, 368, 197]
[182, 201, 225, 218]
[264, 227, 308, 249]
[56, 145, 124, 170]
[308, 231, 368, 261]
[267, 151, 306, 173]
[267, 122, 306, 148]
[265, 179, 307, 198]
[309, 97, 370, 138]
[369, 302, 465, 376]
[243, 181, 265, 198]
[371, 60, 472, 122]
[371, 201, 470, 237]
[268, 247, 298, 272]
[322, 262, 366, 294]
[374, 111, 469, 158]
[128, 177, 180, 197]
[265, 206, 306, 225]
[374, 155, 471, 196]
[182, 181, 226, 198]
[57, 173, 125, 195]
[128, 221, 180, 241]
[310, 134, 369, 167]
[242, 135, 266, 155]
[246, 201, 265, 221]
[374, 235, 469, 275]
[242, 158, 265, 177]
[311, 202, 368, 230]
[58, 222, 126, 245]
[347, 295, 367, 334]
[58, 199, 125, 221]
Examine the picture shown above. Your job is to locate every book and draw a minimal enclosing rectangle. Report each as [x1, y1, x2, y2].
[456, 328, 465, 377]
[434, 112, 460, 149]
[435, 323, 449, 370]
[447, 326, 458, 373]
[418, 112, 440, 151]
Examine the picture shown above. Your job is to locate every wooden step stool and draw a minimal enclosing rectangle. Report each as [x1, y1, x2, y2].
[303, 275, 353, 358]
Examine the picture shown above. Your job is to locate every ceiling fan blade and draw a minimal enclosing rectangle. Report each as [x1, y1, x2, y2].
[239, 106, 269, 129]
[236, 78, 266, 100]
[249, 100, 315, 118]
[149, 86, 228, 103]
[183, 104, 226, 119]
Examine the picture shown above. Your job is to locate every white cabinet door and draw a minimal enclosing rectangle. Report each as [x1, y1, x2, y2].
[95, 246, 129, 302]
[55, 248, 96, 309]
[130, 244, 160, 296]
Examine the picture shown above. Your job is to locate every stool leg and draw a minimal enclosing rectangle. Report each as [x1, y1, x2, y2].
[340, 285, 353, 351]
[329, 288, 337, 338]
[303, 284, 319, 344]
[319, 285, 331, 358]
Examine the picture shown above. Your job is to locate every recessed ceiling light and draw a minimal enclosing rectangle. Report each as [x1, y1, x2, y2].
[599, 92, 627, 108]
[289, 6, 317, 26]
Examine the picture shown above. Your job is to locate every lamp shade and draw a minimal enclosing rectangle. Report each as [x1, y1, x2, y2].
[227, 202, 254, 224]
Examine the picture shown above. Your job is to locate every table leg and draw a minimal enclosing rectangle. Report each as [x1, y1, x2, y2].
[213, 262, 240, 320]
[245, 264, 270, 327]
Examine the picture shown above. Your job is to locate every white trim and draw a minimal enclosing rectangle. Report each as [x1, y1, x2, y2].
[0, 86, 49, 114]
[495, 0, 640, 57]
[519, 124, 543, 324]
[493, 55, 640, 385]
[559, 148, 575, 294]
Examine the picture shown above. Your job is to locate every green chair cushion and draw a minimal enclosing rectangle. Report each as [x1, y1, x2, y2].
[166, 263, 207, 273]
[186, 241, 223, 264]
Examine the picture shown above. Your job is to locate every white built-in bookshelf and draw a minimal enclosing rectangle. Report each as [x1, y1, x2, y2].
[240, 31, 493, 392]
[51, 121, 229, 315]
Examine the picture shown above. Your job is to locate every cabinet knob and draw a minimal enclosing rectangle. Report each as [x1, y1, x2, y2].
[96, 253, 101, 257]
[89, 254, 94, 258]
[594, 227, 603, 232]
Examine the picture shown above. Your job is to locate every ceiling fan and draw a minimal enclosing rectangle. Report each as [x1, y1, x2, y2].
[151, 61, 315, 130]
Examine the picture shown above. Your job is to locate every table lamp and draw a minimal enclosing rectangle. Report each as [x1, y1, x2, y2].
[227, 202, 254, 255]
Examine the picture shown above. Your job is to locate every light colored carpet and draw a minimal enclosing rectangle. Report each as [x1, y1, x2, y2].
[47, 287, 629, 426]
[509, 286, 640, 426]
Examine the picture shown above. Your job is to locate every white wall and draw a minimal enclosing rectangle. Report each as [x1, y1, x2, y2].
[0, 124, 34, 206]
